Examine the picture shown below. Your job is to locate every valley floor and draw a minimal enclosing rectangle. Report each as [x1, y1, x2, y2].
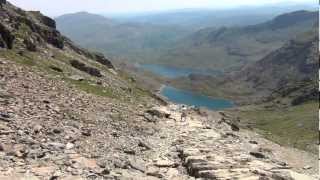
[0, 59, 318, 180]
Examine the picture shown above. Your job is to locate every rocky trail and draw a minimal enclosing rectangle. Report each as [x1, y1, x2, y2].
[137, 105, 318, 180]
[0, 58, 318, 180]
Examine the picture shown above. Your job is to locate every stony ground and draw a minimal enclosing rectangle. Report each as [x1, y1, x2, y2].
[0, 58, 318, 180]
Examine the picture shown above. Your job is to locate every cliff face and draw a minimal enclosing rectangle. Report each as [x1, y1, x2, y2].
[0, 1, 114, 69]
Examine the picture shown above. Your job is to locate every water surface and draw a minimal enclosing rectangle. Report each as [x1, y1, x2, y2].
[161, 86, 234, 110]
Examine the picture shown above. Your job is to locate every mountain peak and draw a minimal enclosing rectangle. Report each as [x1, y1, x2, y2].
[56, 11, 114, 27]
[270, 10, 317, 29]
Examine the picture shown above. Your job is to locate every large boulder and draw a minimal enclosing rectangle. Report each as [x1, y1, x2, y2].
[30, 11, 56, 28]
[93, 52, 114, 69]
[0, 23, 14, 49]
[43, 30, 64, 49]
[40, 15, 56, 28]
[16, 16, 63, 49]
[23, 38, 37, 51]
[291, 88, 318, 105]
[145, 109, 170, 119]
[70, 60, 103, 77]
[0, 0, 6, 8]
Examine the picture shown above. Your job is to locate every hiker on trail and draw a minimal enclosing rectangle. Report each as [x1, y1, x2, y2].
[181, 105, 187, 122]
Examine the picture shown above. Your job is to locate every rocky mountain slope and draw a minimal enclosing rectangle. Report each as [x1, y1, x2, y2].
[0, 1, 318, 179]
[160, 10, 318, 71]
[233, 29, 318, 104]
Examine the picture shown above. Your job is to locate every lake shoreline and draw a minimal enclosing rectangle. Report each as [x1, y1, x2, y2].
[140, 63, 223, 78]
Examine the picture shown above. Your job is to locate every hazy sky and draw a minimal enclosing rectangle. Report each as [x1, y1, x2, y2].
[9, 0, 315, 17]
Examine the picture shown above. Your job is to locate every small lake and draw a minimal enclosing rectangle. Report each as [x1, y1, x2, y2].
[140, 64, 222, 78]
[161, 86, 234, 110]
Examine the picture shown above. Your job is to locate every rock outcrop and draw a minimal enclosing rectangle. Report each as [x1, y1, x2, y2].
[0, 1, 114, 71]
[0, 0, 6, 8]
[0, 23, 14, 49]
[235, 29, 319, 104]
[70, 60, 103, 77]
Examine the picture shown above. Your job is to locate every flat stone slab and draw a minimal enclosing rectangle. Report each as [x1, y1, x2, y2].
[154, 160, 177, 168]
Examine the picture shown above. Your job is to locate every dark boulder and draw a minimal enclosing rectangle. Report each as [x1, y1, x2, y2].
[0, 36, 6, 48]
[16, 15, 63, 49]
[145, 109, 170, 118]
[29, 11, 56, 28]
[230, 122, 240, 131]
[44, 30, 64, 49]
[40, 15, 56, 29]
[249, 151, 266, 159]
[70, 60, 103, 77]
[93, 52, 114, 69]
[49, 66, 63, 72]
[0, 23, 14, 49]
[23, 38, 37, 51]
[16, 16, 38, 32]
[0, 0, 6, 8]
[291, 88, 318, 106]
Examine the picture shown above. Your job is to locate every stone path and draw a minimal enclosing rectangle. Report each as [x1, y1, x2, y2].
[142, 105, 318, 180]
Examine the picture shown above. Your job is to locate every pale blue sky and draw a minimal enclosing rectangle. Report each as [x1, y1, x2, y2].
[9, 0, 316, 17]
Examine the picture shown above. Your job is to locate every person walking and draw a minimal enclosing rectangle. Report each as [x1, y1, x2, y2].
[180, 105, 187, 122]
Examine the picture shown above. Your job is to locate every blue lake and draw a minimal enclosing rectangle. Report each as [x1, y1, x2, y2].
[140, 64, 222, 78]
[161, 86, 234, 110]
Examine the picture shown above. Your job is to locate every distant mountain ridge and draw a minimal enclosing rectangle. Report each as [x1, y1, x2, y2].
[55, 7, 317, 70]
[171, 28, 318, 105]
[113, 3, 317, 29]
[56, 12, 191, 63]
[235, 29, 318, 104]
[57, 12, 115, 27]
[159, 10, 318, 71]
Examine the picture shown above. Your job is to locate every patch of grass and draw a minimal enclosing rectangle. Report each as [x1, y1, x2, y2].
[15, 22, 33, 40]
[0, 50, 36, 66]
[236, 101, 318, 153]
[65, 78, 117, 98]
[114, 70, 149, 98]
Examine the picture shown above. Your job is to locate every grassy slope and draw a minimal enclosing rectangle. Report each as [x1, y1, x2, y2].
[235, 101, 318, 153]
[0, 48, 153, 106]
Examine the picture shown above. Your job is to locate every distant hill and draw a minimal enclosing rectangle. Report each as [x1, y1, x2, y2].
[113, 3, 317, 29]
[56, 12, 191, 63]
[56, 5, 317, 68]
[159, 11, 318, 71]
[57, 11, 115, 26]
